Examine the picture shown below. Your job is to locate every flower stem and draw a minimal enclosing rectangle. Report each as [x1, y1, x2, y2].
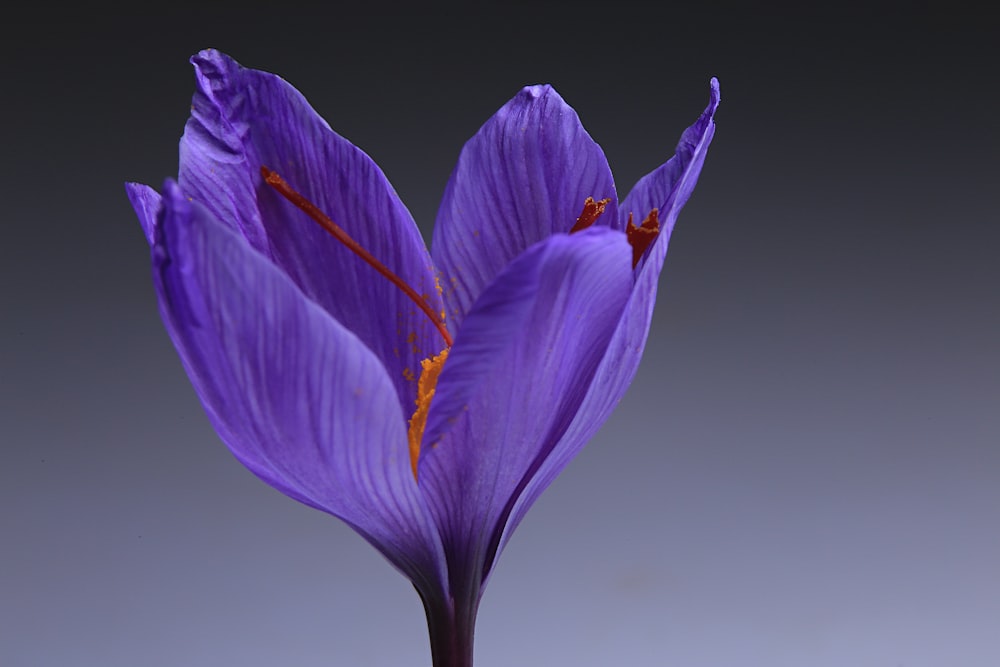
[420, 589, 477, 667]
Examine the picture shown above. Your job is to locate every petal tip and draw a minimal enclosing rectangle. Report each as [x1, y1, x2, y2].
[125, 181, 163, 246]
[707, 77, 721, 115]
[517, 83, 557, 102]
[189, 48, 243, 88]
[124, 180, 149, 198]
[191, 47, 230, 69]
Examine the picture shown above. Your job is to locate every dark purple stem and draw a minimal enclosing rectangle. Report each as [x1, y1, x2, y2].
[420, 588, 478, 667]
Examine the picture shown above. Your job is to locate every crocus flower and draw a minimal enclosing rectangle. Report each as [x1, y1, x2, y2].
[126, 49, 719, 667]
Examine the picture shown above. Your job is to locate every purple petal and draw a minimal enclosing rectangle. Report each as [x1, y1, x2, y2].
[178, 49, 445, 416]
[418, 227, 633, 593]
[490, 79, 721, 570]
[151, 181, 446, 594]
[431, 85, 619, 329]
[125, 182, 162, 245]
[486, 242, 668, 575]
[619, 77, 720, 238]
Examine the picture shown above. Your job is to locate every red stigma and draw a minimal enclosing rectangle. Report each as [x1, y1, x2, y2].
[569, 196, 610, 233]
[625, 209, 660, 268]
[261, 166, 453, 348]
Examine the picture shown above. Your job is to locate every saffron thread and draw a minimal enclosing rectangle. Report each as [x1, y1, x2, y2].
[569, 196, 610, 233]
[261, 166, 453, 348]
[625, 209, 660, 268]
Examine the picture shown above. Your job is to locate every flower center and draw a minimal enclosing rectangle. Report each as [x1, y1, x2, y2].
[569, 196, 661, 268]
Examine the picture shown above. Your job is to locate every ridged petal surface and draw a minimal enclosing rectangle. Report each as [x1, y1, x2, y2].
[178, 49, 445, 415]
[432, 85, 618, 328]
[148, 181, 446, 594]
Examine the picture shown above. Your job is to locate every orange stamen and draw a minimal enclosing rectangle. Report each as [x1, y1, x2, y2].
[407, 348, 449, 479]
[625, 208, 660, 268]
[569, 196, 611, 233]
[261, 166, 453, 348]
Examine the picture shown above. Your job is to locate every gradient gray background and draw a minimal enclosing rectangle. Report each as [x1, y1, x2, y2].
[3, 3, 997, 665]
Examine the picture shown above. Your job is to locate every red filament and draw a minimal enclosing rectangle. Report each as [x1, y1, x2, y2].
[261, 166, 453, 348]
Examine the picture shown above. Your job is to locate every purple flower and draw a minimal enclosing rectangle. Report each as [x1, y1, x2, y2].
[126, 49, 719, 667]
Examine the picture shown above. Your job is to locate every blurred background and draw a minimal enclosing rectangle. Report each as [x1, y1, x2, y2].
[2, 2, 997, 665]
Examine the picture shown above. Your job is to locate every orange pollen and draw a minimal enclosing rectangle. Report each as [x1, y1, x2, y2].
[261, 166, 453, 348]
[569, 196, 611, 233]
[407, 348, 449, 480]
[625, 208, 660, 268]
